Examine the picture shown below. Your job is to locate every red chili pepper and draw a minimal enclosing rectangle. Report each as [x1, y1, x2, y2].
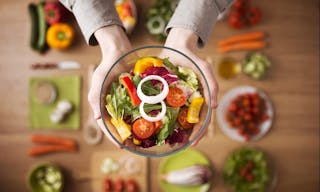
[120, 76, 141, 106]
[247, 7, 262, 25]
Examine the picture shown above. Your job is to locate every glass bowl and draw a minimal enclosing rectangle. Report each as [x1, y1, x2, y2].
[100, 46, 212, 157]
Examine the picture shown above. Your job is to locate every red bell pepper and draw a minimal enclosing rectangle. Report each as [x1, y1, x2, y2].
[120, 75, 141, 106]
[44, 2, 63, 25]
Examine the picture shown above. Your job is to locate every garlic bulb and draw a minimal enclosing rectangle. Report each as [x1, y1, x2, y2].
[162, 165, 212, 186]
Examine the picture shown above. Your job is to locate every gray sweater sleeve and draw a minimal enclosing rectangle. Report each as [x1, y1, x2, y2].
[166, 0, 234, 47]
[60, 0, 123, 45]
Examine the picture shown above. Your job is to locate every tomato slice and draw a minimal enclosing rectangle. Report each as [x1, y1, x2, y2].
[132, 118, 155, 139]
[166, 87, 187, 107]
[178, 108, 194, 129]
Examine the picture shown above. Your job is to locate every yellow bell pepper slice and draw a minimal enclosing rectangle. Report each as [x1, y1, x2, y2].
[187, 97, 204, 123]
[111, 118, 132, 142]
[133, 57, 163, 75]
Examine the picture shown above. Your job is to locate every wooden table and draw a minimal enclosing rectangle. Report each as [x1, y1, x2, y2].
[0, 0, 319, 191]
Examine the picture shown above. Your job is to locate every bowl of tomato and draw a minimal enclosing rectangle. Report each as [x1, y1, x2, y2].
[217, 86, 273, 142]
[100, 46, 212, 157]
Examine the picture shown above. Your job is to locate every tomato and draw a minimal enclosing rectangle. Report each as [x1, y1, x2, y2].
[114, 178, 124, 192]
[127, 179, 138, 192]
[103, 178, 113, 192]
[132, 118, 155, 139]
[247, 7, 262, 25]
[228, 11, 246, 29]
[178, 108, 194, 129]
[166, 87, 186, 107]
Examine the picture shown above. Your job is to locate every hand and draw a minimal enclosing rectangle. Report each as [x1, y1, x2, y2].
[88, 25, 132, 147]
[161, 28, 219, 145]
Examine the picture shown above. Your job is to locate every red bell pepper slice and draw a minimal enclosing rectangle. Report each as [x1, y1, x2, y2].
[120, 76, 141, 106]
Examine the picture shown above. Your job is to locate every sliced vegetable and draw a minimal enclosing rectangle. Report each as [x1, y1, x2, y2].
[178, 108, 194, 129]
[137, 75, 169, 104]
[111, 118, 132, 142]
[218, 32, 265, 47]
[139, 101, 166, 122]
[187, 97, 204, 123]
[177, 66, 199, 90]
[46, 23, 74, 49]
[157, 107, 180, 143]
[166, 87, 186, 107]
[133, 57, 163, 75]
[217, 40, 266, 53]
[243, 52, 271, 80]
[120, 74, 141, 106]
[147, 15, 166, 35]
[132, 118, 155, 139]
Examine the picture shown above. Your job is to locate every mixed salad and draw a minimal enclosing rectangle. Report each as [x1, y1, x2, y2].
[223, 148, 270, 192]
[105, 57, 204, 148]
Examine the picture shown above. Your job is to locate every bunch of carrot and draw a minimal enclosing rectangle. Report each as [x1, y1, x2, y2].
[217, 32, 266, 53]
[29, 134, 78, 156]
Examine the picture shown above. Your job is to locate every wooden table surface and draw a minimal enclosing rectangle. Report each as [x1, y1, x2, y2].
[0, 0, 319, 191]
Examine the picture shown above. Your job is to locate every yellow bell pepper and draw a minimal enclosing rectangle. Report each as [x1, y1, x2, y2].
[46, 23, 74, 49]
[133, 57, 163, 75]
[111, 118, 132, 142]
[187, 97, 204, 123]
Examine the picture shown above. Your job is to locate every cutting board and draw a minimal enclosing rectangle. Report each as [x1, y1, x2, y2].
[90, 150, 148, 192]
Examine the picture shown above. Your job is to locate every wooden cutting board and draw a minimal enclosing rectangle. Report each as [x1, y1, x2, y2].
[90, 150, 148, 192]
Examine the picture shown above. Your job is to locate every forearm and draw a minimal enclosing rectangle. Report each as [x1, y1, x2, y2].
[59, 0, 123, 45]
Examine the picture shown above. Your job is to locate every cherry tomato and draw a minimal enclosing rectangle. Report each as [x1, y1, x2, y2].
[114, 178, 124, 192]
[103, 178, 113, 192]
[166, 87, 187, 107]
[247, 7, 262, 25]
[132, 118, 155, 139]
[178, 108, 194, 129]
[233, 0, 244, 10]
[127, 179, 138, 192]
[228, 11, 246, 29]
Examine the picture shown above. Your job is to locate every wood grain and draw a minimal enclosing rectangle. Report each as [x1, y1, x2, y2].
[0, 0, 319, 191]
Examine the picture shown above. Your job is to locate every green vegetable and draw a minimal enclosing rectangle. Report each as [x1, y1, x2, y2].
[223, 148, 269, 192]
[28, 3, 38, 50]
[177, 66, 199, 90]
[28, 164, 63, 192]
[157, 107, 180, 143]
[141, 80, 161, 96]
[146, 0, 177, 41]
[243, 52, 271, 80]
[163, 57, 178, 72]
[36, 2, 48, 53]
[147, 16, 166, 35]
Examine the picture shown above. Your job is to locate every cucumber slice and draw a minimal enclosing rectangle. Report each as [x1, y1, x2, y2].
[147, 16, 165, 35]
[28, 3, 38, 50]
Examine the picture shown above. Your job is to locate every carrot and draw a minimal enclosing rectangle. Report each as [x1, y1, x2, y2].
[31, 134, 77, 148]
[217, 41, 266, 53]
[218, 32, 265, 47]
[28, 144, 77, 156]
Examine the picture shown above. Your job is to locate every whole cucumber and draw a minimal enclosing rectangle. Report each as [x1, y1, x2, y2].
[36, 2, 48, 53]
[28, 3, 38, 50]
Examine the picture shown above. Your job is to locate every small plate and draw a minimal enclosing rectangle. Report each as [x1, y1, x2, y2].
[217, 86, 274, 142]
[158, 149, 212, 192]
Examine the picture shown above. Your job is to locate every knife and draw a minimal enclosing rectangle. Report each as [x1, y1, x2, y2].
[31, 61, 81, 70]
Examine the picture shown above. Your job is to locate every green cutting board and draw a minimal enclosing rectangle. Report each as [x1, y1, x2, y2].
[29, 76, 81, 130]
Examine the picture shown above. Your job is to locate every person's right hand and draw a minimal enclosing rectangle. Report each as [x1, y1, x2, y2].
[88, 25, 132, 147]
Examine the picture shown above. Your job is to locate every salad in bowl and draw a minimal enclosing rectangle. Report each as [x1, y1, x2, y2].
[100, 46, 211, 157]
